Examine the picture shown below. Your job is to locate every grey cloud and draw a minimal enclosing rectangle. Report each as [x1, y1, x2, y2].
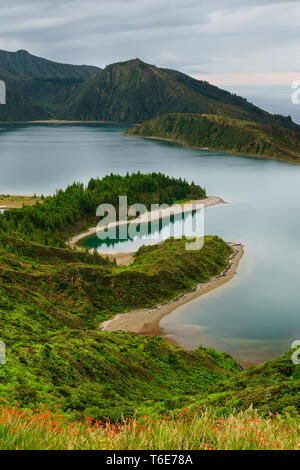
[0, 0, 299, 75]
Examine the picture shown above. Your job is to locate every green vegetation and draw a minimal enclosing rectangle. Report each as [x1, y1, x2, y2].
[60, 58, 296, 128]
[0, 50, 297, 134]
[0, 171, 298, 449]
[0, 49, 100, 121]
[0, 235, 236, 417]
[1, 405, 299, 450]
[126, 113, 300, 163]
[0, 173, 205, 246]
[0, 194, 43, 209]
[0, 231, 298, 423]
[0, 49, 99, 80]
[2, 51, 300, 165]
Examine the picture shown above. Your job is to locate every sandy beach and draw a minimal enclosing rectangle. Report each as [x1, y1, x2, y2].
[68, 195, 225, 265]
[69, 194, 244, 344]
[100, 243, 244, 343]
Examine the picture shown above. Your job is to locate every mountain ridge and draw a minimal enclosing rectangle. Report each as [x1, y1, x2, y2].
[0, 49, 101, 120]
[0, 50, 298, 136]
[59, 58, 297, 128]
[0, 49, 101, 80]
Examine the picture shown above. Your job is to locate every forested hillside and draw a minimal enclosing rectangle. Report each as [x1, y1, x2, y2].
[0, 50, 298, 134]
[59, 58, 296, 128]
[0, 49, 100, 120]
[126, 113, 300, 163]
[0, 233, 298, 421]
[0, 172, 205, 246]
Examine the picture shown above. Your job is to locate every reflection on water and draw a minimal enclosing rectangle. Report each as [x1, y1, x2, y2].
[81, 211, 201, 253]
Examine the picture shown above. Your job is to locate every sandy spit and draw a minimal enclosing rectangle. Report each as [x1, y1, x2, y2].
[100, 243, 244, 342]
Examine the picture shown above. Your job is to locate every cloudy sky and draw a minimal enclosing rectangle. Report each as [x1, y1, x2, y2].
[0, 0, 300, 84]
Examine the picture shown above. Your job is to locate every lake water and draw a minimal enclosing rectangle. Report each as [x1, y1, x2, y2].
[81, 211, 205, 253]
[0, 122, 300, 363]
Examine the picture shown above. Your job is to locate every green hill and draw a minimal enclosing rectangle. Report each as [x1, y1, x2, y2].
[0, 83, 49, 121]
[0, 49, 101, 120]
[0, 51, 298, 134]
[0, 234, 298, 421]
[126, 113, 300, 163]
[0, 233, 237, 417]
[0, 49, 100, 80]
[0, 173, 298, 426]
[59, 58, 296, 128]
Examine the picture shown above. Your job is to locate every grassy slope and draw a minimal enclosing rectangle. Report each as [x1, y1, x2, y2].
[0, 235, 299, 422]
[0, 49, 100, 80]
[0, 236, 238, 417]
[1, 405, 299, 450]
[176, 350, 300, 417]
[0, 49, 100, 120]
[126, 113, 300, 163]
[0, 235, 232, 331]
[0, 83, 50, 121]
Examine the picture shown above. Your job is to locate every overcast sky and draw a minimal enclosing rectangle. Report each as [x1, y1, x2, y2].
[0, 0, 300, 84]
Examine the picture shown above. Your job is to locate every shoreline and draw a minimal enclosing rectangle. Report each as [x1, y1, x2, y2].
[100, 243, 244, 344]
[126, 133, 300, 166]
[2, 121, 298, 165]
[26, 120, 119, 124]
[67, 195, 225, 265]
[0, 120, 120, 124]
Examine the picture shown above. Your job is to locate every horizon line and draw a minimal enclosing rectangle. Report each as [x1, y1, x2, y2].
[192, 72, 300, 86]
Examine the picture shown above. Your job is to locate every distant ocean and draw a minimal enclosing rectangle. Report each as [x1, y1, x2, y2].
[223, 85, 300, 125]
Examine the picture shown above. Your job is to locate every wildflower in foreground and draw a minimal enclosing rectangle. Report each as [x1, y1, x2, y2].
[0, 402, 298, 450]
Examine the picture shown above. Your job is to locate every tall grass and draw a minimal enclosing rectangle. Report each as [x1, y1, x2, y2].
[0, 401, 299, 450]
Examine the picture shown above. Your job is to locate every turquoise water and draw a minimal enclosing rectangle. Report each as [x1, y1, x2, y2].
[81, 211, 204, 253]
[0, 123, 300, 362]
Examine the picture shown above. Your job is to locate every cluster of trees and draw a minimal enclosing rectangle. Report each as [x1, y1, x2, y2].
[0, 172, 206, 246]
